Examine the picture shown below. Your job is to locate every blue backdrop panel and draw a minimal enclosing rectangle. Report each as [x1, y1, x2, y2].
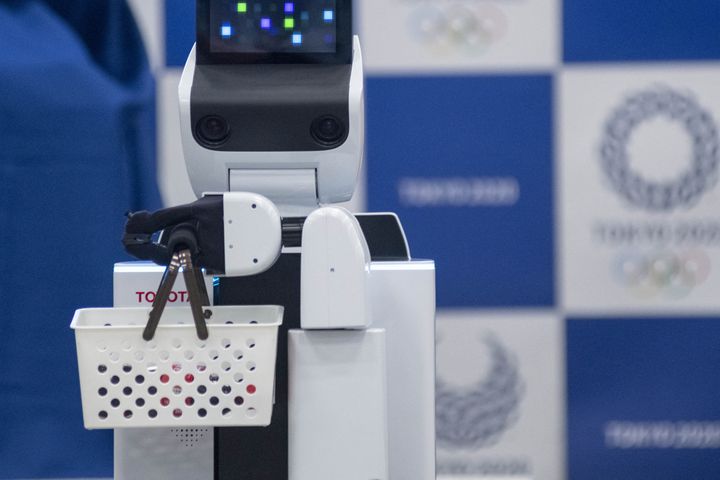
[564, 0, 720, 62]
[366, 76, 554, 307]
[0, 1, 160, 478]
[165, 0, 195, 67]
[567, 318, 720, 480]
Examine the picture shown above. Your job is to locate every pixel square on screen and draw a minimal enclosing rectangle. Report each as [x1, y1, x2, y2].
[567, 317, 720, 480]
[366, 75, 555, 308]
[564, 0, 720, 62]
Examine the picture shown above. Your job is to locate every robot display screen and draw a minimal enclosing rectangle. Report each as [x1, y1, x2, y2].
[210, 1, 338, 54]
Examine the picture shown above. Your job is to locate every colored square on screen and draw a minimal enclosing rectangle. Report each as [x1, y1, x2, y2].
[254, 3, 262, 13]
[221, 23, 232, 38]
[323, 10, 334, 22]
[284, 2, 294, 13]
[260, 17, 271, 29]
[237, 2, 247, 13]
[300, 11, 310, 21]
[284, 17, 295, 29]
[292, 33, 302, 45]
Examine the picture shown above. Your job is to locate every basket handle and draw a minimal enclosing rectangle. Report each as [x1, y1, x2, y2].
[143, 249, 211, 341]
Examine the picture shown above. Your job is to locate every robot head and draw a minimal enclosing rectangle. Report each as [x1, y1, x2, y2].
[179, 0, 364, 216]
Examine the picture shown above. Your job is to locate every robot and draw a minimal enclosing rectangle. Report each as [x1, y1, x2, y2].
[74, 1, 436, 479]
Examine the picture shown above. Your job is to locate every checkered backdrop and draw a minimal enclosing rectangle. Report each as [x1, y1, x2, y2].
[0, 0, 711, 478]
[126, 1, 720, 479]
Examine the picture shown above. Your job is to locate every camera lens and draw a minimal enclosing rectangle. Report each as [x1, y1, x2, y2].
[311, 115, 345, 146]
[197, 115, 230, 146]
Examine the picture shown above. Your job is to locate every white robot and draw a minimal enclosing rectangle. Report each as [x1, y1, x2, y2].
[73, 1, 436, 479]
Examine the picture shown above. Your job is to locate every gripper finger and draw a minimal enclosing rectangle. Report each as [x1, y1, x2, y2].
[143, 252, 181, 341]
[179, 250, 210, 341]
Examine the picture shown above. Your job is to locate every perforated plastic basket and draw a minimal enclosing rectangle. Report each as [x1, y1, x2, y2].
[71, 305, 283, 429]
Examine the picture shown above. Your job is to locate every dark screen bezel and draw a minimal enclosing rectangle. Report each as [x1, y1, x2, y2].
[196, 0, 352, 65]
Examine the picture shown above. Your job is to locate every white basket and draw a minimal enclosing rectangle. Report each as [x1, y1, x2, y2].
[71, 305, 283, 429]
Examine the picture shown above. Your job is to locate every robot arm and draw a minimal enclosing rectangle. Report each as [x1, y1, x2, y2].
[124, 192, 282, 277]
[123, 197, 372, 331]
[122, 191, 283, 340]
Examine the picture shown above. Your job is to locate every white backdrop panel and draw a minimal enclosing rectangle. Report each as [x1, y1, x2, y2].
[559, 65, 720, 314]
[436, 309, 565, 480]
[358, 0, 559, 73]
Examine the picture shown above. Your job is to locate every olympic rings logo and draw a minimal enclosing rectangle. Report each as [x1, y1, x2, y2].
[600, 87, 720, 211]
[612, 250, 711, 299]
[407, 3, 508, 55]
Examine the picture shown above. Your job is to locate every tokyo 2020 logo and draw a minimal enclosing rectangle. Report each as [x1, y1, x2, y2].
[436, 334, 523, 449]
[600, 87, 720, 211]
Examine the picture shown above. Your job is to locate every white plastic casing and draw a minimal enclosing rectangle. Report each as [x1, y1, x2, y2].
[370, 261, 436, 480]
[179, 37, 365, 214]
[300, 207, 371, 329]
[288, 329, 389, 480]
[221, 192, 281, 276]
[229, 169, 317, 217]
[111, 259, 436, 480]
[115, 427, 212, 480]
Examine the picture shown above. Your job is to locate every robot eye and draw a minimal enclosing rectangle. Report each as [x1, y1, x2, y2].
[196, 115, 231, 146]
[311, 115, 345, 147]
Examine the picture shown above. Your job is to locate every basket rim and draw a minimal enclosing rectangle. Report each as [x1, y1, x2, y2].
[70, 305, 284, 330]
